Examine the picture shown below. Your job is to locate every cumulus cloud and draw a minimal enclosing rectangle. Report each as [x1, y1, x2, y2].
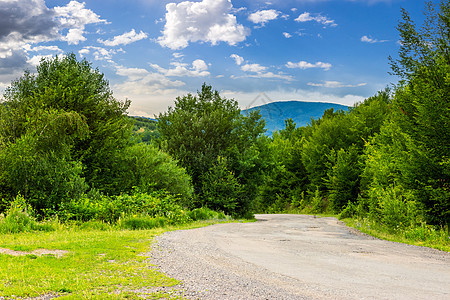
[248, 9, 279, 26]
[150, 59, 210, 77]
[0, 50, 28, 75]
[238, 62, 293, 81]
[54, 1, 108, 45]
[283, 32, 292, 38]
[307, 81, 367, 88]
[361, 35, 388, 43]
[24, 45, 63, 53]
[295, 12, 337, 27]
[27, 54, 56, 67]
[98, 29, 148, 46]
[0, 0, 58, 60]
[78, 46, 124, 61]
[0, 0, 108, 76]
[230, 54, 244, 65]
[158, 0, 250, 50]
[114, 64, 185, 95]
[286, 61, 332, 70]
[241, 63, 267, 73]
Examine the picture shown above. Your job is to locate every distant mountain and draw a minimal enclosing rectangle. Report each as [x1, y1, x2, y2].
[243, 101, 349, 135]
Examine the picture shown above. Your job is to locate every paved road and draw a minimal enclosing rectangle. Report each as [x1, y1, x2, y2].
[151, 214, 450, 299]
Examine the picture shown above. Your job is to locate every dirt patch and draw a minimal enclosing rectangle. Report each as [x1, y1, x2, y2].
[0, 247, 68, 258]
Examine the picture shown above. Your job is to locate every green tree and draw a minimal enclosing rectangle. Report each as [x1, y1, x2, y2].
[113, 143, 193, 199]
[157, 84, 266, 216]
[2, 53, 132, 192]
[381, 0, 450, 225]
[0, 108, 89, 215]
[1, 54, 133, 195]
[258, 119, 308, 212]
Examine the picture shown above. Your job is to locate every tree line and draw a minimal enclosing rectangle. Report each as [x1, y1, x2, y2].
[0, 1, 448, 231]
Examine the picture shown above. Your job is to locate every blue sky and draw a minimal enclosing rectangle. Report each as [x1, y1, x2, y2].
[0, 0, 425, 117]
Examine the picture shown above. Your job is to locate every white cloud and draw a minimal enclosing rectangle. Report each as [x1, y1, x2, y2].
[98, 29, 148, 46]
[192, 59, 208, 71]
[224, 88, 363, 111]
[150, 59, 210, 77]
[27, 54, 55, 67]
[307, 81, 367, 88]
[239, 62, 293, 81]
[114, 64, 185, 94]
[283, 32, 292, 38]
[112, 64, 187, 115]
[361, 35, 388, 43]
[78, 46, 124, 60]
[158, 0, 250, 50]
[241, 63, 267, 73]
[173, 52, 184, 59]
[54, 1, 108, 45]
[23, 45, 63, 53]
[286, 61, 332, 70]
[248, 9, 279, 25]
[0, 0, 108, 76]
[295, 12, 337, 27]
[0, 0, 57, 64]
[230, 54, 244, 65]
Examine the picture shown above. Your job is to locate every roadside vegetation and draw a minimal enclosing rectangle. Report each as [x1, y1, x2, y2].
[0, 0, 449, 298]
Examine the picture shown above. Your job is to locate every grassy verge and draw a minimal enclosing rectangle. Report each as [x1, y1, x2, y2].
[342, 217, 450, 252]
[282, 207, 450, 252]
[0, 221, 228, 299]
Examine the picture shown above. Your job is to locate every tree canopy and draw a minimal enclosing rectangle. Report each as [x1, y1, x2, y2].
[158, 84, 266, 217]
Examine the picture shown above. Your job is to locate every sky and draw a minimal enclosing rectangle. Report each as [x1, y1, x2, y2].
[0, 0, 426, 117]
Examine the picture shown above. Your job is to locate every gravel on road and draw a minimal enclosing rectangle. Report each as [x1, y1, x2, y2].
[150, 214, 450, 300]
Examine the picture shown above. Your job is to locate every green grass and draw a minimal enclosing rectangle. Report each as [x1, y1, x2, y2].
[343, 218, 450, 252]
[281, 205, 450, 252]
[0, 221, 227, 299]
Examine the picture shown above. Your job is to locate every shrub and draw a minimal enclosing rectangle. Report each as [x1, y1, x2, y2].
[0, 194, 37, 234]
[59, 191, 190, 225]
[188, 207, 227, 221]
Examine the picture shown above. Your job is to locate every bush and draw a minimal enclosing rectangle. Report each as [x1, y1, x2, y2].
[188, 207, 227, 221]
[372, 185, 420, 231]
[59, 191, 190, 225]
[338, 201, 356, 220]
[114, 143, 193, 199]
[0, 194, 37, 234]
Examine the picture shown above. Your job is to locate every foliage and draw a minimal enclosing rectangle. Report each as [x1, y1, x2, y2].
[113, 143, 193, 199]
[130, 116, 160, 143]
[187, 207, 228, 221]
[326, 145, 361, 212]
[258, 119, 307, 212]
[2, 54, 133, 195]
[0, 194, 36, 234]
[366, 0, 450, 226]
[0, 54, 193, 218]
[0, 133, 87, 215]
[59, 191, 189, 225]
[157, 84, 266, 217]
[200, 156, 243, 216]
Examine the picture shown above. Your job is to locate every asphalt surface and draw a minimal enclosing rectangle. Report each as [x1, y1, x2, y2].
[151, 214, 450, 299]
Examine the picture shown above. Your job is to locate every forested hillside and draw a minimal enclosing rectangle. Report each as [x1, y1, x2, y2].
[244, 101, 349, 135]
[0, 1, 448, 248]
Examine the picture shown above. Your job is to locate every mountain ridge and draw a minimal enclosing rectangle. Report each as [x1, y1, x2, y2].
[243, 100, 349, 135]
